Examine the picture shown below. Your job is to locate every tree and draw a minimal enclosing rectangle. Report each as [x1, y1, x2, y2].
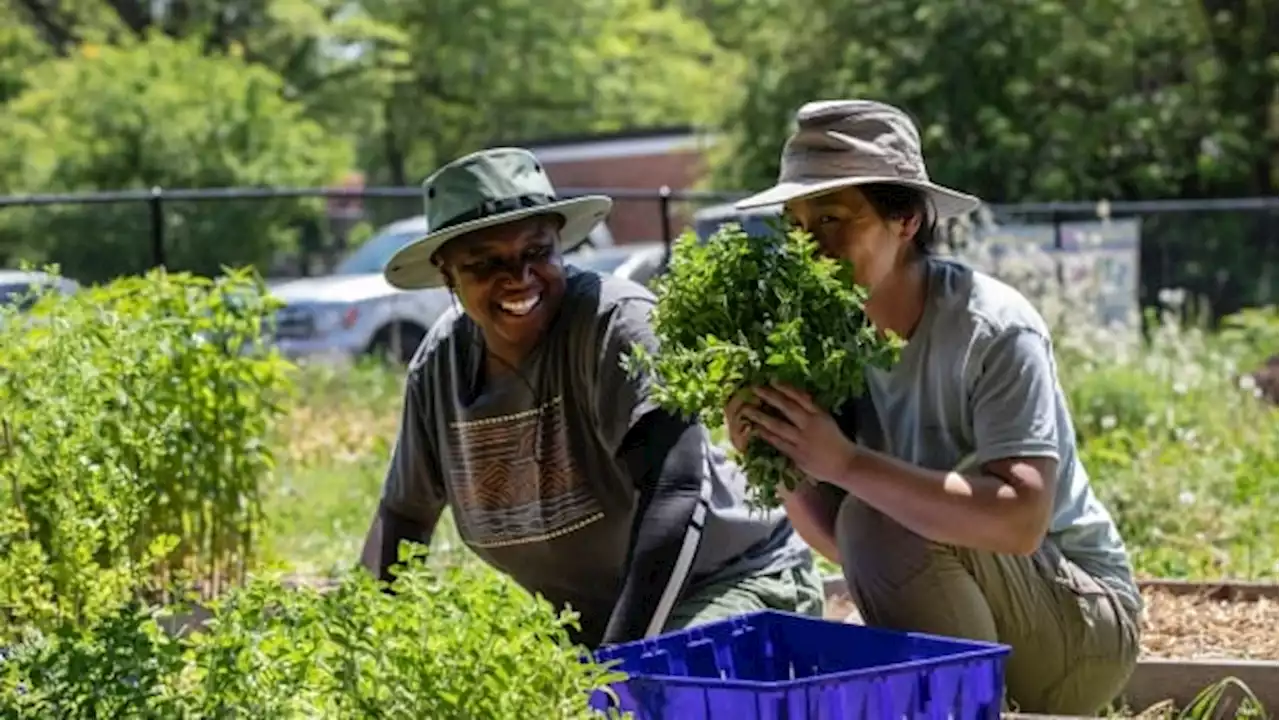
[0, 34, 351, 281]
[4, 0, 735, 204]
[5, 0, 407, 142]
[705, 0, 1278, 317]
[362, 0, 737, 188]
[0, 11, 51, 104]
[709, 0, 1276, 203]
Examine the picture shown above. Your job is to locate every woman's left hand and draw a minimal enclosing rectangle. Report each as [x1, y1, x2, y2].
[741, 381, 858, 486]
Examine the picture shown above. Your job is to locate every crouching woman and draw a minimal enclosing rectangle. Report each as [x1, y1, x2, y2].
[726, 100, 1142, 715]
[360, 147, 823, 648]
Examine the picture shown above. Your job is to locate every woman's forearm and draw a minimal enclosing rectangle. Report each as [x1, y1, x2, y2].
[783, 483, 842, 565]
[829, 448, 1052, 556]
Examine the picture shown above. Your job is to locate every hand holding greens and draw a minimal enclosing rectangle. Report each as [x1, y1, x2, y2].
[624, 223, 902, 508]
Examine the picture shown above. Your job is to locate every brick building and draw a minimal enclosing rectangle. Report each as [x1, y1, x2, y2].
[524, 128, 716, 245]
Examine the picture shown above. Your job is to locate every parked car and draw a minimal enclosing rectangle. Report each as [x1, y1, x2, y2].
[564, 241, 668, 288]
[0, 270, 79, 312]
[692, 201, 785, 241]
[267, 214, 617, 363]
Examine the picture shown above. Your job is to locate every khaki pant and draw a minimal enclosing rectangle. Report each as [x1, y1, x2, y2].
[836, 495, 1141, 716]
[664, 562, 826, 632]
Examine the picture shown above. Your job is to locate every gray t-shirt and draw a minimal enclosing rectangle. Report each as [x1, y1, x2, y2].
[379, 268, 810, 645]
[852, 258, 1140, 612]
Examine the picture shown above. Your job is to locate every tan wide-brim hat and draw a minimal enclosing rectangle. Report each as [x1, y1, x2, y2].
[384, 147, 613, 290]
[735, 100, 981, 219]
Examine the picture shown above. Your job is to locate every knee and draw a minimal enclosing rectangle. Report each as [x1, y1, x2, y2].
[835, 495, 941, 592]
[833, 497, 998, 642]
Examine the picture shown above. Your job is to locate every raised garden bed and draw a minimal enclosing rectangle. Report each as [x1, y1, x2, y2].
[165, 573, 1278, 715]
[822, 575, 1279, 717]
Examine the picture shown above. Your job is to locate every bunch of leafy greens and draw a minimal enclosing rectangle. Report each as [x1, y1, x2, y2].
[625, 223, 901, 508]
[0, 547, 626, 718]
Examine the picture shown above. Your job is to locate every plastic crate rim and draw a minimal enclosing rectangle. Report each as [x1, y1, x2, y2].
[600, 645, 1010, 692]
[598, 609, 1013, 657]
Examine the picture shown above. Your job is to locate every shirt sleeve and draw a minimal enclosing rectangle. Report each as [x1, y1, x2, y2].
[376, 364, 447, 579]
[968, 327, 1062, 468]
[593, 297, 663, 455]
[593, 297, 707, 645]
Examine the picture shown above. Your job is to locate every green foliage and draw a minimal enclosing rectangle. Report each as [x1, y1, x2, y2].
[0, 551, 626, 719]
[626, 223, 901, 507]
[0, 267, 292, 639]
[710, 0, 1276, 202]
[1060, 322, 1279, 580]
[704, 0, 1278, 316]
[0, 34, 351, 281]
[1215, 305, 1279, 371]
[0, 22, 48, 105]
[1177, 677, 1268, 719]
[365, 0, 736, 180]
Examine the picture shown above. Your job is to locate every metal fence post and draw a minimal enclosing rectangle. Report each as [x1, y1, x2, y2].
[149, 186, 167, 269]
[1051, 209, 1064, 287]
[658, 186, 672, 247]
[658, 185, 672, 266]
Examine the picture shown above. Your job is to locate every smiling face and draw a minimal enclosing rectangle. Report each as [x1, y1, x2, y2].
[785, 185, 925, 293]
[435, 214, 568, 364]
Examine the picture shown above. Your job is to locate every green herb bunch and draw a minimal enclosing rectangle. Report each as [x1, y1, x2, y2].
[0, 548, 627, 719]
[625, 222, 902, 508]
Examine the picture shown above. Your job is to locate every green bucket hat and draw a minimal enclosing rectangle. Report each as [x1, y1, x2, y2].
[384, 147, 613, 290]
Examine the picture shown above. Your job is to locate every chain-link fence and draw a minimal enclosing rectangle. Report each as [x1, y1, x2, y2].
[0, 187, 1274, 320]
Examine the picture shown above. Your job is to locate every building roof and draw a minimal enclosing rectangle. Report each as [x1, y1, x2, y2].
[516, 126, 697, 148]
[502, 126, 720, 164]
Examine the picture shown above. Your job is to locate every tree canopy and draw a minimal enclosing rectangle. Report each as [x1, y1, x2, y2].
[0, 0, 1274, 296]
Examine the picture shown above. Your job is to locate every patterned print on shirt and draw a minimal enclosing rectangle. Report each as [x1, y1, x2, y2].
[445, 396, 604, 548]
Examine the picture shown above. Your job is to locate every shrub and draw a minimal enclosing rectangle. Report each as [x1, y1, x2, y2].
[0, 267, 291, 639]
[0, 551, 625, 719]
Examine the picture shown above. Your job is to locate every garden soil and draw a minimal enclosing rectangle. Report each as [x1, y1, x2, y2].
[824, 587, 1278, 660]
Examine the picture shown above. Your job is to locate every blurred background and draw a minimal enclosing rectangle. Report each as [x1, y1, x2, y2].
[0, 0, 1274, 327]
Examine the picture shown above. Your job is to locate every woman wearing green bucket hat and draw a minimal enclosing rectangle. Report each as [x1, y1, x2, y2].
[359, 147, 823, 648]
[725, 100, 1142, 714]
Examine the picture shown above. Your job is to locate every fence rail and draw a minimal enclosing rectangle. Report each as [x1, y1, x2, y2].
[0, 186, 1275, 318]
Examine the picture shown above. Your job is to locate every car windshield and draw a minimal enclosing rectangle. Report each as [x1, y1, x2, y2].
[333, 229, 421, 275]
[694, 213, 782, 241]
[0, 282, 42, 310]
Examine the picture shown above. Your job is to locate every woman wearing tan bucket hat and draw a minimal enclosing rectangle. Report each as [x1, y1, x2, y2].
[357, 147, 823, 649]
[725, 100, 1142, 714]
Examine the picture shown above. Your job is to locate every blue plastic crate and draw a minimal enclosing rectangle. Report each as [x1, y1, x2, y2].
[590, 610, 1009, 719]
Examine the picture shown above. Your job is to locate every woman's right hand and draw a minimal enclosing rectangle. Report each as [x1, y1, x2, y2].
[724, 390, 758, 454]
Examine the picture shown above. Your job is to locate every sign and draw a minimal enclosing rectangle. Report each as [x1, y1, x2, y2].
[963, 217, 1141, 329]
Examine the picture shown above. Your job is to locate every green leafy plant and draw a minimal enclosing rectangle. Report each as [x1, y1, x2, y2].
[0, 267, 292, 639]
[0, 550, 628, 719]
[625, 223, 901, 507]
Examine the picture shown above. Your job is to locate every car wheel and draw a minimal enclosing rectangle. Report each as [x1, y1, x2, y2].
[369, 322, 426, 365]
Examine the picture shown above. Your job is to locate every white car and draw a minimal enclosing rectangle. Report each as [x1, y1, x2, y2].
[692, 201, 786, 241]
[564, 242, 668, 288]
[267, 215, 617, 363]
[0, 270, 79, 311]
